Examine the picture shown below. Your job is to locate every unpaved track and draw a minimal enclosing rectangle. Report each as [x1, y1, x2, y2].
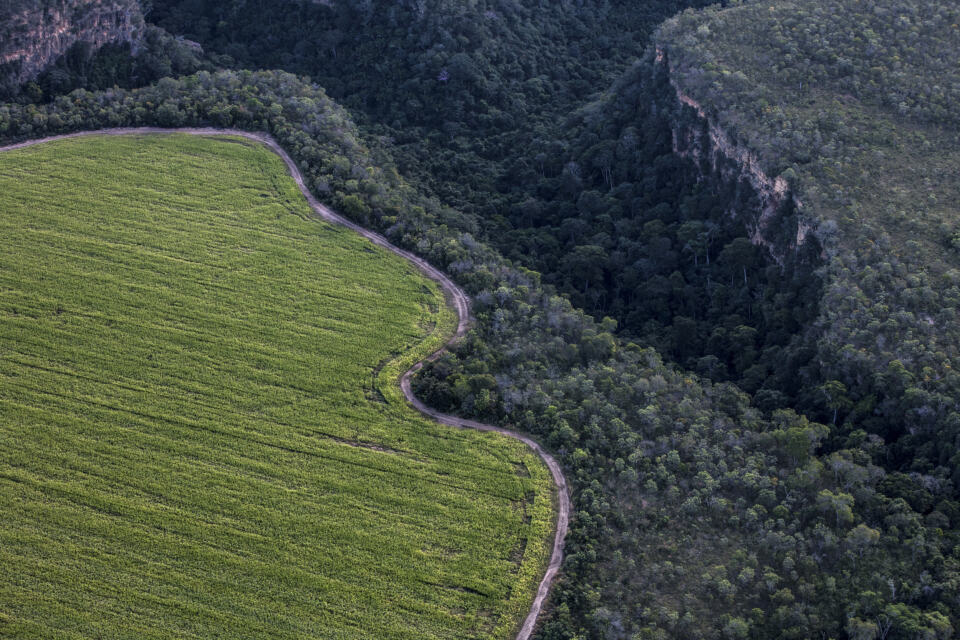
[0, 127, 570, 640]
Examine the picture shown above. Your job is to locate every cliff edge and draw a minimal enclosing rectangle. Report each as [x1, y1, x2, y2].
[0, 0, 143, 90]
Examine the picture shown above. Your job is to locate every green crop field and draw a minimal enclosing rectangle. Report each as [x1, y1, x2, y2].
[0, 134, 554, 639]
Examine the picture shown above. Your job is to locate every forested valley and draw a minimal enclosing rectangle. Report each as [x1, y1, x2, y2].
[1, 0, 959, 638]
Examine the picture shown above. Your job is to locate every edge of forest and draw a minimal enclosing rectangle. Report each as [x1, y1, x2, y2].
[0, 126, 572, 640]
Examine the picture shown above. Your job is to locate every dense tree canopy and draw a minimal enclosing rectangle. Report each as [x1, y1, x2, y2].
[2, 0, 959, 637]
[657, 0, 960, 485]
[147, 0, 717, 213]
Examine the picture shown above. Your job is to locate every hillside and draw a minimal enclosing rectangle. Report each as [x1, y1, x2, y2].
[1, 0, 959, 638]
[147, 0, 717, 214]
[1, 55, 957, 640]
[0, 133, 553, 639]
[0, 0, 143, 93]
[655, 0, 960, 486]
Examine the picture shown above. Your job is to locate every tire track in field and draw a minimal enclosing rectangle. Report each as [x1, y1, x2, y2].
[0, 127, 571, 640]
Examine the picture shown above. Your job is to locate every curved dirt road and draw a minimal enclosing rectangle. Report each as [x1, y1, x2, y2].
[0, 127, 570, 640]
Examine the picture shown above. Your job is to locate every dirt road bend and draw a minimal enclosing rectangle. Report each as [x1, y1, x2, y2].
[0, 127, 571, 640]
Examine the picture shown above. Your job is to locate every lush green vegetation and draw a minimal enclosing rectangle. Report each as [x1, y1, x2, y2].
[2, 53, 958, 640]
[26, 25, 217, 101]
[0, 133, 554, 639]
[3, 0, 960, 637]
[138, 0, 828, 402]
[480, 56, 823, 404]
[657, 0, 960, 522]
[147, 0, 716, 215]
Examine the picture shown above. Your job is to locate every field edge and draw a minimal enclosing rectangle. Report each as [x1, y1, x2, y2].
[0, 128, 564, 640]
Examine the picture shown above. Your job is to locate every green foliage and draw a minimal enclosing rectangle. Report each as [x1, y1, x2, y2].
[147, 0, 718, 214]
[3, 0, 960, 631]
[656, 0, 960, 480]
[30, 25, 215, 100]
[0, 133, 553, 639]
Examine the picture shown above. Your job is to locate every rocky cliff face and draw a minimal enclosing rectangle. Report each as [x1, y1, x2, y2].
[655, 45, 815, 266]
[0, 0, 144, 88]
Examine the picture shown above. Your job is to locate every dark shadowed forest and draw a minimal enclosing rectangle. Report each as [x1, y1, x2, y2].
[2, 0, 959, 637]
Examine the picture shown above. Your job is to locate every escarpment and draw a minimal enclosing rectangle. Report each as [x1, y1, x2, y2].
[655, 45, 817, 267]
[0, 0, 143, 90]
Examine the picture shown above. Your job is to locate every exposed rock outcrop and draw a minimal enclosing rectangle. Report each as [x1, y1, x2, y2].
[655, 45, 814, 265]
[0, 0, 143, 89]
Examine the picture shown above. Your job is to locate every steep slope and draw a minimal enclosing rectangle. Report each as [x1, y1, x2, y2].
[3, 1, 960, 635]
[656, 0, 960, 483]
[0, 0, 143, 92]
[147, 0, 716, 214]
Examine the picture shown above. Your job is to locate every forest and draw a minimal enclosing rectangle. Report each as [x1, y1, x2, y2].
[0, 132, 553, 638]
[1, 0, 959, 638]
